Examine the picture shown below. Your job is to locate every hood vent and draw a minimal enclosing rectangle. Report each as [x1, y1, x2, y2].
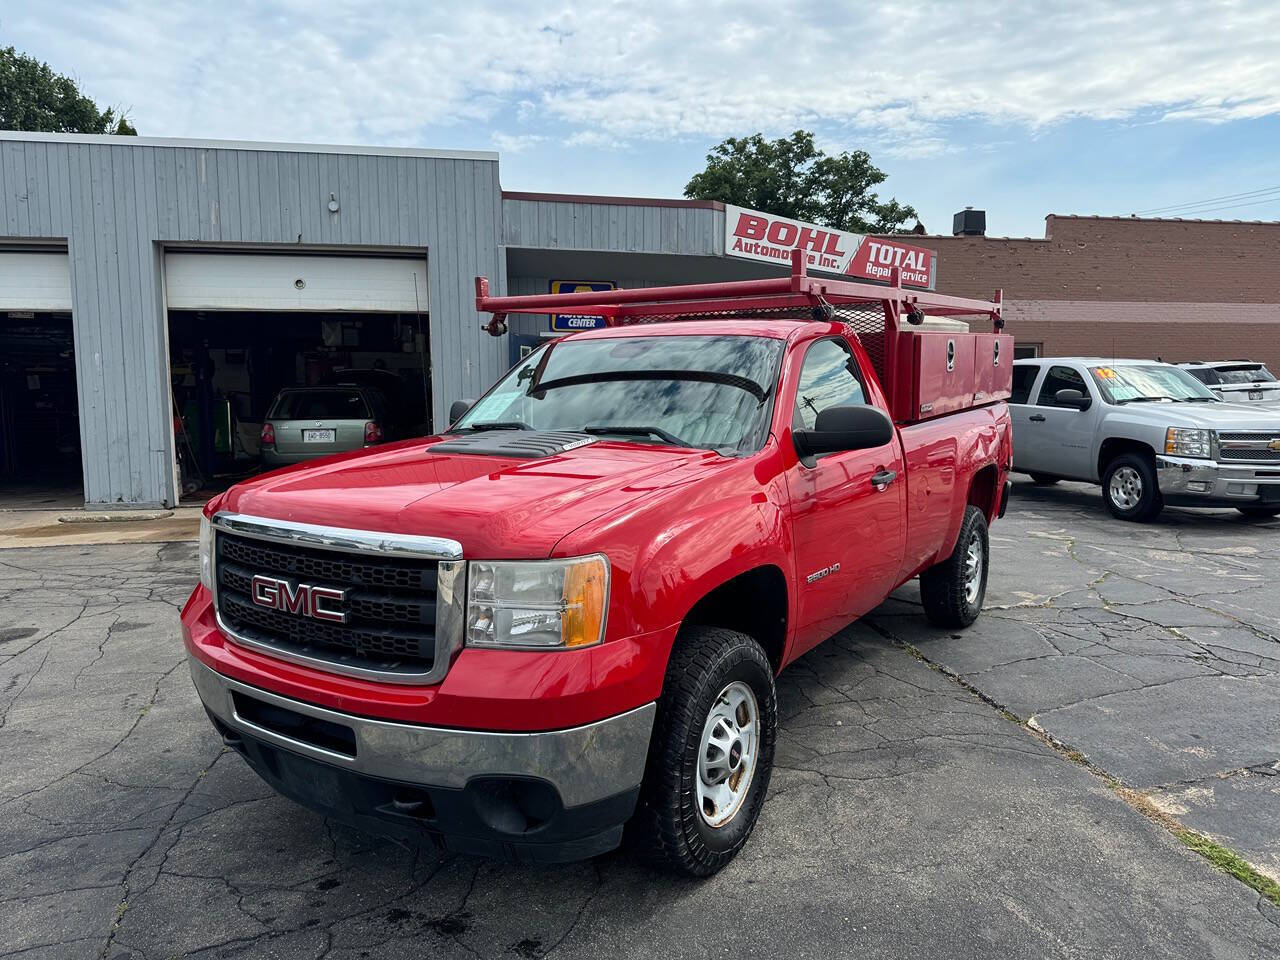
[430, 430, 598, 458]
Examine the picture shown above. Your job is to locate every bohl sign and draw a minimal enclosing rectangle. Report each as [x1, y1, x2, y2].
[724, 204, 935, 289]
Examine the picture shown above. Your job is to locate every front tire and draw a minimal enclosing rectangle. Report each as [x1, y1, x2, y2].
[1102, 453, 1163, 522]
[920, 504, 989, 628]
[630, 626, 777, 877]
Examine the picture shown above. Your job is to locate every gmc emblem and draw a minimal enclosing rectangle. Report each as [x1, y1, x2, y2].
[250, 574, 348, 623]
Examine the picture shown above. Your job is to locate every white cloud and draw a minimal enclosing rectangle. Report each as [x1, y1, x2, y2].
[7, 0, 1280, 156]
[490, 132, 547, 153]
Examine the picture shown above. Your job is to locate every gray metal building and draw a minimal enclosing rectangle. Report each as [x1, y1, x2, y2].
[0, 131, 925, 508]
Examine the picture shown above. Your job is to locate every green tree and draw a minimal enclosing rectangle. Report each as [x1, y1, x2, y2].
[0, 46, 136, 135]
[685, 130, 915, 233]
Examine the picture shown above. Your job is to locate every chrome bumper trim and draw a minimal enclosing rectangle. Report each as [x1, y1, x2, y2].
[188, 656, 656, 809]
[211, 511, 463, 561]
[1155, 456, 1280, 501]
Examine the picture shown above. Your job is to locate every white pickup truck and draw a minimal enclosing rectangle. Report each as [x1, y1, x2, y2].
[1010, 357, 1280, 521]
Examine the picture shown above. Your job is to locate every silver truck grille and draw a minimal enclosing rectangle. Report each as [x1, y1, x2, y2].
[1218, 432, 1280, 462]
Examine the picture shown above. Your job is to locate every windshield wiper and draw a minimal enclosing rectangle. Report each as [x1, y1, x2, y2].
[532, 370, 766, 402]
[1178, 396, 1220, 402]
[1115, 396, 1176, 404]
[583, 425, 694, 447]
[455, 420, 534, 432]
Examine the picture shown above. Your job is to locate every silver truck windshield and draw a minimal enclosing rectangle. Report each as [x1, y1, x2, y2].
[452, 334, 785, 451]
[1089, 365, 1219, 404]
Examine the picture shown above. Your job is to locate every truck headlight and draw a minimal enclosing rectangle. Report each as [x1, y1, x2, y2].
[198, 515, 215, 592]
[465, 555, 609, 650]
[1165, 427, 1213, 459]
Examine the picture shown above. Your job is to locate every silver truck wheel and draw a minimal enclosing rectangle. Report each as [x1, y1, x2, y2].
[696, 681, 759, 828]
[1102, 453, 1163, 522]
[1108, 465, 1143, 511]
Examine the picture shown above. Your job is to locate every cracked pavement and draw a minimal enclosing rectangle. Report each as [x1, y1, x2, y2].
[2, 481, 1279, 958]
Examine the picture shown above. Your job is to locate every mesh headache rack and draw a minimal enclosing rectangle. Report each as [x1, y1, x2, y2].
[474, 249, 1010, 424]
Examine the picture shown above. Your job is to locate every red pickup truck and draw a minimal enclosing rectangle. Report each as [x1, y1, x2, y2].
[182, 254, 1013, 876]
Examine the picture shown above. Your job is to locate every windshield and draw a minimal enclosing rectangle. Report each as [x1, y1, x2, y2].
[1215, 365, 1277, 385]
[269, 389, 369, 419]
[1089, 365, 1218, 404]
[452, 334, 784, 451]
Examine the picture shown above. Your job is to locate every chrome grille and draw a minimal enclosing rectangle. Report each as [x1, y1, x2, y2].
[1218, 432, 1280, 462]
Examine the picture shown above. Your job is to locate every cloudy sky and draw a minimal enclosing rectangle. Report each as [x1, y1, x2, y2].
[7, 1, 1280, 236]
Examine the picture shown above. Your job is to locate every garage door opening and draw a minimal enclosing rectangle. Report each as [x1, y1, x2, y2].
[164, 252, 430, 504]
[0, 311, 83, 506]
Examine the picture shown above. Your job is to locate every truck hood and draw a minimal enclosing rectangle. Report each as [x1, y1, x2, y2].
[1146, 402, 1280, 431]
[218, 435, 727, 558]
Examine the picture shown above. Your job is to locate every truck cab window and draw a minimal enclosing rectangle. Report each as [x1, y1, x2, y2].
[1011, 365, 1039, 405]
[793, 338, 867, 430]
[1035, 366, 1088, 407]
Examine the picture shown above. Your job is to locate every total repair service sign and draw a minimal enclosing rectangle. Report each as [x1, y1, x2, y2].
[723, 204, 935, 289]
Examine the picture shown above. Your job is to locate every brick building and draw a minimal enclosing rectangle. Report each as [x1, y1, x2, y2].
[902, 215, 1280, 371]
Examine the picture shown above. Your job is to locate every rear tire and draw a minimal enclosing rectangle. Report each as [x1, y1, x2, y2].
[920, 504, 989, 628]
[1029, 473, 1060, 486]
[1237, 506, 1280, 519]
[629, 626, 777, 877]
[1102, 453, 1163, 522]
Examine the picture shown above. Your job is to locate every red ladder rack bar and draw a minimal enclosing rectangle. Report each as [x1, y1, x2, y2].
[475, 248, 1003, 332]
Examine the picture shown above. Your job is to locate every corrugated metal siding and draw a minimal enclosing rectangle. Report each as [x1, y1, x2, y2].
[502, 198, 723, 256]
[0, 136, 504, 506]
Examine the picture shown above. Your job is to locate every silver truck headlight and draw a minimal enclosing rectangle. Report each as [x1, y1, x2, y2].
[465, 556, 609, 650]
[1165, 427, 1213, 459]
[198, 515, 215, 591]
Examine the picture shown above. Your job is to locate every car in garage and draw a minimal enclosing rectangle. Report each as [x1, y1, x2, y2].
[1010, 357, 1280, 521]
[259, 386, 389, 467]
[1177, 360, 1280, 405]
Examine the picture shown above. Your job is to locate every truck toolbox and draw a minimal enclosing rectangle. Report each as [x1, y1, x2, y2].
[971, 333, 1014, 406]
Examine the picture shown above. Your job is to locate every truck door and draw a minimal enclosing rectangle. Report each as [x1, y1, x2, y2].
[1008, 363, 1042, 472]
[785, 337, 907, 655]
[1021, 363, 1098, 480]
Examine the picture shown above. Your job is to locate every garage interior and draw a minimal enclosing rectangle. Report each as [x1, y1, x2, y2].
[164, 253, 431, 503]
[0, 310, 82, 505]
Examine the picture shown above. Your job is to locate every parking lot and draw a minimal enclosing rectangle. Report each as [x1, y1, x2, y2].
[2, 479, 1278, 959]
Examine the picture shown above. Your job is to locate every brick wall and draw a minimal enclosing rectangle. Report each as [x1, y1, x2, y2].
[880, 216, 1280, 372]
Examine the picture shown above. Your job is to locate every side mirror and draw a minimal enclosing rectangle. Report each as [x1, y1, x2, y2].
[449, 399, 474, 425]
[1054, 388, 1091, 410]
[794, 405, 894, 458]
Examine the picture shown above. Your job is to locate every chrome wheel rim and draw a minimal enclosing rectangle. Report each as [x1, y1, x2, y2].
[1109, 466, 1143, 510]
[964, 534, 984, 606]
[696, 681, 759, 828]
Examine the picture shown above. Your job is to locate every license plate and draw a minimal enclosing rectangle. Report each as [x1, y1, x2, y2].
[1249, 390, 1264, 400]
[303, 429, 335, 443]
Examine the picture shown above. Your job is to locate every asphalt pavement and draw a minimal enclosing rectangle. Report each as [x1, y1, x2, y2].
[1, 479, 1278, 958]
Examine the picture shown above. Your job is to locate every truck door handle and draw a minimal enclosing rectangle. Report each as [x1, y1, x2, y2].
[1028, 414, 1046, 422]
[871, 470, 898, 490]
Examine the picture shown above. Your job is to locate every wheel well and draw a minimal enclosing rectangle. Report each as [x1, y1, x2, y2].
[1098, 437, 1155, 478]
[967, 464, 1000, 520]
[682, 566, 788, 672]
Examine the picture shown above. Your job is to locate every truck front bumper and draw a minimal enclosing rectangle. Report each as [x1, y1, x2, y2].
[189, 655, 655, 863]
[1155, 456, 1280, 508]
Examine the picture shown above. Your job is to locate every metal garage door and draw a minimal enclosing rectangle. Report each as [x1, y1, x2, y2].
[0, 251, 73, 311]
[164, 253, 428, 312]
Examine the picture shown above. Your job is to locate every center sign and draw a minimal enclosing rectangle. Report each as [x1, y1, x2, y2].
[724, 204, 935, 289]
